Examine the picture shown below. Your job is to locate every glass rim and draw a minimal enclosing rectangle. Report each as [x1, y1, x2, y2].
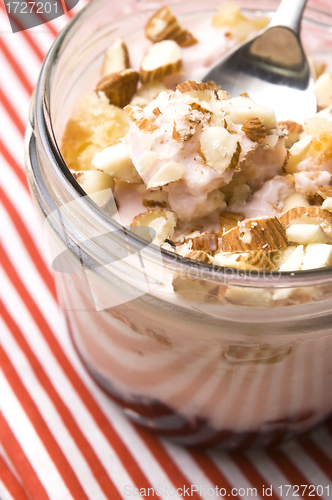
[33, 0, 332, 288]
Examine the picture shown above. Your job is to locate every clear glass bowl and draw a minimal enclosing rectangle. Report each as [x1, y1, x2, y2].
[26, 0, 332, 449]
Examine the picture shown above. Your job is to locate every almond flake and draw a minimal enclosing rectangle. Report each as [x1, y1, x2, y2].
[96, 69, 139, 108]
[279, 206, 332, 234]
[186, 233, 219, 253]
[284, 135, 313, 173]
[242, 117, 266, 144]
[279, 245, 305, 271]
[147, 160, 185, 189]
[302, 243, 332, 270]
[131, 209, 177, 245]
[145, 6, 197, 47]
[222, 218, 288, 252]
[219, 211, 244, 233]
[91, 141, 142, 183]
[200, 126, 241, 173]
[185, 250, 214, 263]
[286, 224, 330, 245]
[101, 37, 130, 77]
[278, 120, 303, 148]
[140, 40, 182, 83]
[282, 193, 309, 213]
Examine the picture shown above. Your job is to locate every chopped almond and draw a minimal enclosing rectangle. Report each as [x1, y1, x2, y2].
[140, 40, 182, 83]
[219, 211, 244, 233]
[278, 120, 303, 148]
[302, 243, 332, 270]
[242, 117, 266, 144]
[286, 224, 330, 245]
[200, 126, 241, 173]
[185, 250, 214, 263]
[222, 218, 288, 252]
[101, 38, 130, 77]
[284, 135, 313, 173]
[96, 69, 139, 108]
[279, 206, 332, 233]
[145, 6, 197, 47]
[91, 141, 142, 183]
[131, 209, 177, 245]
[71, 170, 114, 207]
[317, 187, 332, 200]
[147, 160, 185, 189]
[186, 233, 219, 253]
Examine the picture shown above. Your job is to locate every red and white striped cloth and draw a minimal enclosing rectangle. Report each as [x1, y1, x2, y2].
[1, 1, 332, 499]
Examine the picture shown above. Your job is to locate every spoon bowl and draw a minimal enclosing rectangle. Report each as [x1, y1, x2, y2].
[203, 0, 316, 122]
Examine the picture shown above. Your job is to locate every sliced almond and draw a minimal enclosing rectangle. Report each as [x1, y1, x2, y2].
[220, 96, 277, 130]
[145, 6, 197, 47]
[284, 135, 312, 173]
[322, 198, 332, 213]
[101, 37, 130, 77]
[279, 245, 305, 271]
[242, 117, 266, 144]
[200, 126, 241, 173]
[279, 206, 332, 235]
[219, 211, 244, 233]
[131, 209, 177, 245]
[185, 250, 214, 263]
[92, 141, 142, 183]
[214, 250, 274, 271]
[278, 120, 303, 148]
[302, 243, 332, 270]
[130, 81, 167, 108]
[282, 193, 309, 213]
[317, 187, 332, 200]
[140, 40, 182, 84]
[286, 224, 330, 245]
[314, 73, 332, 109]
[147, 160, 185, 189]
[222, 218, 288, 252]
[138, 150, 159, 174]
[96, 69, 139, 108]
[71, 170, 114, 207]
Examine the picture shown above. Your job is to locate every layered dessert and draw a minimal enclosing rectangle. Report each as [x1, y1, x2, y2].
[58, 3, 332, 447]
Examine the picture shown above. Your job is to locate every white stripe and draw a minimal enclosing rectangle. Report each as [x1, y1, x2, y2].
[0, 53, 30, 118]
[0, 371, 72, 500]
[1, 320, 109, 500]
[208, 451, 263, 500]
[246, 449, 290, 499]
[280, 440, 331, 495]
[0, 273, 139, 497]
[161, 441, 216, 500]
[0, 481, 15, 500]
[1, 160, 51, 266]
[0, 107, 26, 168]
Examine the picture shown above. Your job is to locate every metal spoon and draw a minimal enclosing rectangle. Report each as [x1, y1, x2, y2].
[203, 0, 316, 122]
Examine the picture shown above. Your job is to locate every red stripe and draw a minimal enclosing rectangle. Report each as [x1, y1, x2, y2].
[1, 140, 29, 190]
[1, 188, 57, 301]
[0, 412, 50, 500]
[230, 453, 279, 500]
[0, 454, 30, 500]
[0, 249, 157, 493]
[0, 88, 25, 136]
[299, 434, 332, 481]
[1, 303, 123, 500]
[0, 39, 34, 95]
[0, 343, 91, 500]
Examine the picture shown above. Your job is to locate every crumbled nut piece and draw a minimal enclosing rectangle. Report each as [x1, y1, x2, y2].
[222, 218, 288, 252]
[278, 120, 304, 148]
[219, 211, 244, 233]
[286, 224, 330, 245]
[302, 243, 332, 270]
[200, 126, 241, 173]
[143, 199, 167, 208]
[176, 80, 218, 93]
[152, 107, 162, 116]
[96, 69, 139, 108]
[212, 3, 269, 42]
[131, 209, 177, 245]
[284, 135, 313, 173]
[145, 6, 197, 47]
[214, 250, 275, 271]
[147, 160, 185, 188]
[71, 170, 115, 207]
[220, 96, 278, 130]
[322, 198, 332, 213]
[140, 40, 182, 83]
[101, 37, 130, 77]
[91, 140, 142, 183]
[124, 105, 159, 132]
[242, 117, 266, 144]
[130, 81, 167, 108]
[187, 233, 219, 253]
[185, 250, 214, 263]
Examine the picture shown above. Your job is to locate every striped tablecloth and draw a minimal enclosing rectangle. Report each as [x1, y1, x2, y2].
[1, 1, 332, 499]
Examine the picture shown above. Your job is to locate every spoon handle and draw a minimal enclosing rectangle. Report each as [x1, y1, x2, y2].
[269, 0, 308, 35]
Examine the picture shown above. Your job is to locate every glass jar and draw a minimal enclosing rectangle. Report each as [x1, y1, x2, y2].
[26, 0, 332, 449]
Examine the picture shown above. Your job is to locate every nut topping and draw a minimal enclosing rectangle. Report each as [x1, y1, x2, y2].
[101, 37, 130, 77]
[242, 117, 266, 144]
[145, 6, 197, 47]
[140, 40, 182, 83]
[222, 218, 288, 252]
[96, 69, 139, 108]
